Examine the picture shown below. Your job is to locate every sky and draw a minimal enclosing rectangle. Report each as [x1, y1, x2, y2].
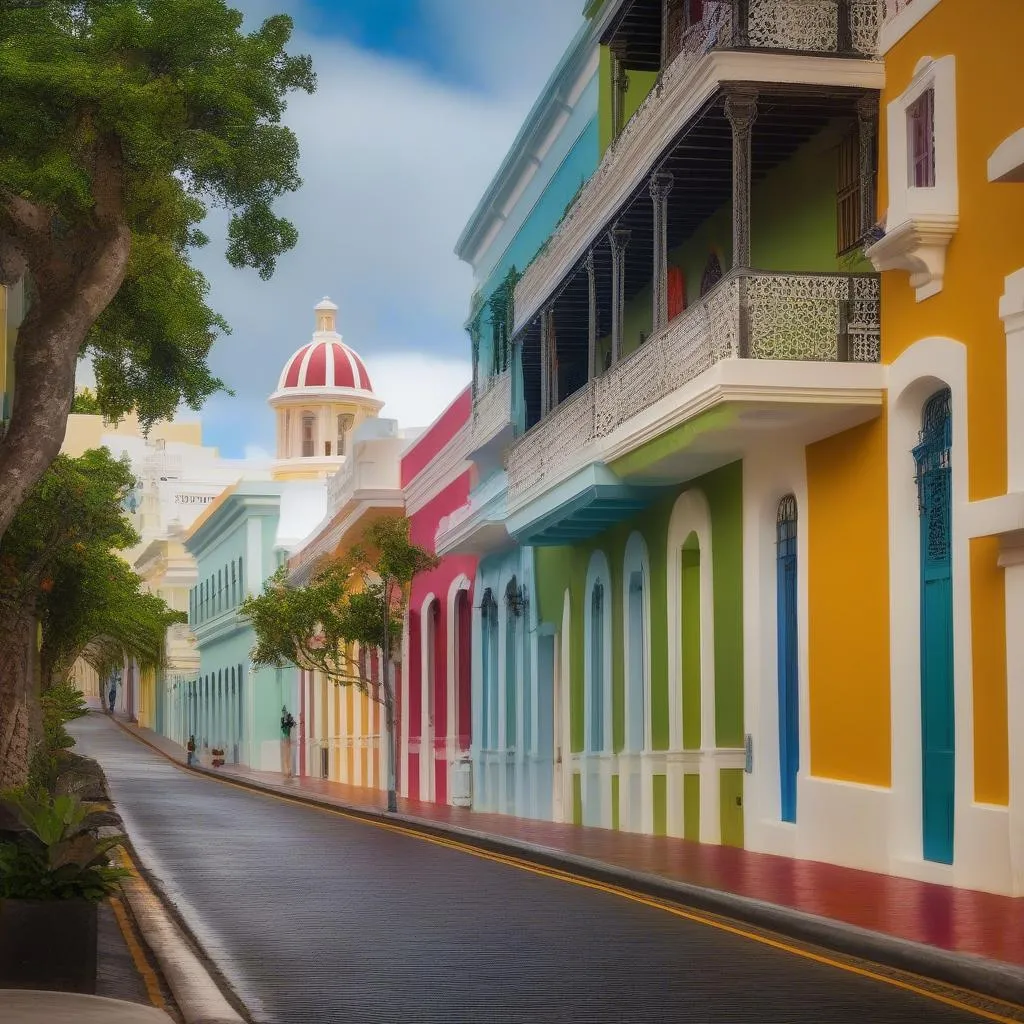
[163, 0, 585, 458]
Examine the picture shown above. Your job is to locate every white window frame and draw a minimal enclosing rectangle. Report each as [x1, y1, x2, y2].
[868, 55, 958, 302]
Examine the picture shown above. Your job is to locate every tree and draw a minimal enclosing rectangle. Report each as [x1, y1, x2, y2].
[69, 388, 102, 415]
[243, 517, 438, 812]
[0, 447, 182, 787]
[0, 0, 316, 544]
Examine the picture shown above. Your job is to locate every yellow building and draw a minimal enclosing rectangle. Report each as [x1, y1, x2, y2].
[288, 417, 407, 787]
[797, 0, 1024, 895]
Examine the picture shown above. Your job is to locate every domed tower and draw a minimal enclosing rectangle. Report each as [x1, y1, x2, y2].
[268, 297, 383, 481]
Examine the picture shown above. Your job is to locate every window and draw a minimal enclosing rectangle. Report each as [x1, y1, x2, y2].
[324, 441, 331, 456]
[231, 562, 236, 606]
[908, 87, 935, 187]
[337, 414, 353, 456]
[238, 557, 244, 598]
[837, 130, 861, 253]
[302, 414, 315, 458]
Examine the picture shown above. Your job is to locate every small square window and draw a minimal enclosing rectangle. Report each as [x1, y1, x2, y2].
[907, 87, 935, 188]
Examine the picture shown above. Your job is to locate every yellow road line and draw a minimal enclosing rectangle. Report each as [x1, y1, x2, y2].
[111, 717, 1024, 1023]
[109, 889, 166, 1011]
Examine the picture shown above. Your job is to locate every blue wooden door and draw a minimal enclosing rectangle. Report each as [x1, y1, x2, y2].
[776, 496, 799, 824]
[915, 389, 955, 865]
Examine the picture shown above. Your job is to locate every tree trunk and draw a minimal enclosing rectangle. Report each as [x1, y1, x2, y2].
[0, 209, 131, 544]
[0, 603, 39, 789]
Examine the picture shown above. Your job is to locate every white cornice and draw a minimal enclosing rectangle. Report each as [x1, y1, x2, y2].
[989, 128, 1024, 184]
[866, 213, 959, 302]
[404, 423, 473, 515]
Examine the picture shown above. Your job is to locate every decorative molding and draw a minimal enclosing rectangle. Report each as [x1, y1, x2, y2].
[989, 128, 1024, 184]
[871, 54, 958, 301]
[404, 422, 473, 515]
[866, 213, 959, 302]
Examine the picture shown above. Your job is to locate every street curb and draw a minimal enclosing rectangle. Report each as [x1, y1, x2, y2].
[116, 854, 245, 1024]
[110, 715, 1024, 1009]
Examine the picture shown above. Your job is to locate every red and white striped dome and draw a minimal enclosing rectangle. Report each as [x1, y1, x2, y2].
[275, 297, 373, 394]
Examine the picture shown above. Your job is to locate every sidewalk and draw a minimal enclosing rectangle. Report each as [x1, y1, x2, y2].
[111, 714, 1024, 1005]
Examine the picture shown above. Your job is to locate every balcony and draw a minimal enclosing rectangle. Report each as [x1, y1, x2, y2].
[506, 269, 881, 516]
[435, 468, 512, 557]
[514, 0, 883, 334]
[471, 369, 513, 455]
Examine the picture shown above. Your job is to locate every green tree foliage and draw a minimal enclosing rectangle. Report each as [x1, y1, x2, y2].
[243, 517, 437, 810]
[0, 447, 184, 685]
[69, 388, 103, 415]
[0, 0, 316, 542]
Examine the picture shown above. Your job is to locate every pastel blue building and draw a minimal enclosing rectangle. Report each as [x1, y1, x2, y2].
[436, 9, 602, 820]
[184, 480, 326, 769]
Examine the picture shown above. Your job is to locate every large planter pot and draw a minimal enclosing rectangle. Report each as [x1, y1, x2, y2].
[0, 898, 98, 994]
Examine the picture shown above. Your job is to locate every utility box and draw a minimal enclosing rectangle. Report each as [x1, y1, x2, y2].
[451, 755, 473, 808]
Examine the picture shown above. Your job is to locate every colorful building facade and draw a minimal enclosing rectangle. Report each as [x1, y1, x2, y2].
[401, 387, 475, 804]
[182, 297, 375, 768]
[289, 416, 407, 788]
[427, 0, 1024, 898]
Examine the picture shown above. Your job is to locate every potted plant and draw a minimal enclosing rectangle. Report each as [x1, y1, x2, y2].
[0, 789, 128, 994]
[211, 747, 225, 767]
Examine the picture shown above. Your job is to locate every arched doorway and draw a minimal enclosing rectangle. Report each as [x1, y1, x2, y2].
[454, 588, 472, 753]
[914, 387, 954, 865]
[776, 495, 799, 824]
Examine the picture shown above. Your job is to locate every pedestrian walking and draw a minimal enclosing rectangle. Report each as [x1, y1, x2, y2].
[280, 706, 296, 779]
[186, 734, 196, 768]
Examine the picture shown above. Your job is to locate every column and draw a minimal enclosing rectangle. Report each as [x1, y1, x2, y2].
[650, 171, 675, 335]
[725, 89, 757, 269]
[608, 226, 631, 366]
[857, 94, 878, 240]
[586, 251, 598, 380]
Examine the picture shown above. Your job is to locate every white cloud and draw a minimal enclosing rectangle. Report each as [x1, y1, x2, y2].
[367, 352, 471, 432]
[182, 1, 583, 457]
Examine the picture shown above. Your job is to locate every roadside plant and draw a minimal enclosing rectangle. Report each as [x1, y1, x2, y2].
[0, 789, 128, 901]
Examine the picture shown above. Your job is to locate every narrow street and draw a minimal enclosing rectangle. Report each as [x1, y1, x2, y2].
[71, 714, 997, 1024]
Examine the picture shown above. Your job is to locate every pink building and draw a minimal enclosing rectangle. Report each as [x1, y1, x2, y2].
[400, 387, 476, 804]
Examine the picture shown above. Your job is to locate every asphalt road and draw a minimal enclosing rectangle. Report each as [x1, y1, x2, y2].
[71, 714, 1002, 1024]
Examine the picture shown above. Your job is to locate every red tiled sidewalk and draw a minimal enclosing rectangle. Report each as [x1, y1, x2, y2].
[108, 714, 1024, 980]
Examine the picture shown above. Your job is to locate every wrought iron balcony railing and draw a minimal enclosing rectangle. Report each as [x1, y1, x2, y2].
[514, 0, 882, 333]
[472, 369, 512, 451]
[506, 270, 880, 500]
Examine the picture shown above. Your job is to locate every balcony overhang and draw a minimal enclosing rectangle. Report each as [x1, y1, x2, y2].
[508, 357, 884, 517]
[435, 472, 513, 558]
[507, 463, 669, 547]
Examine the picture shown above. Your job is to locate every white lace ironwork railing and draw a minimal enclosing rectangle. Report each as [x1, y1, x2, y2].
[513, 0, 882, 334]
[472, 369, 512, 450]
[506, 381, 596, 499]
[507, 270, 879, 500]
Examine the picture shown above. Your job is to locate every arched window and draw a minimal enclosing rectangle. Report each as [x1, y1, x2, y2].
[504, 577, 520, 750]
[480, 589, 499, 749]
[589, 580, 605, 752]
[776, 494, 799, 824]
[302, 413, 315, 458]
